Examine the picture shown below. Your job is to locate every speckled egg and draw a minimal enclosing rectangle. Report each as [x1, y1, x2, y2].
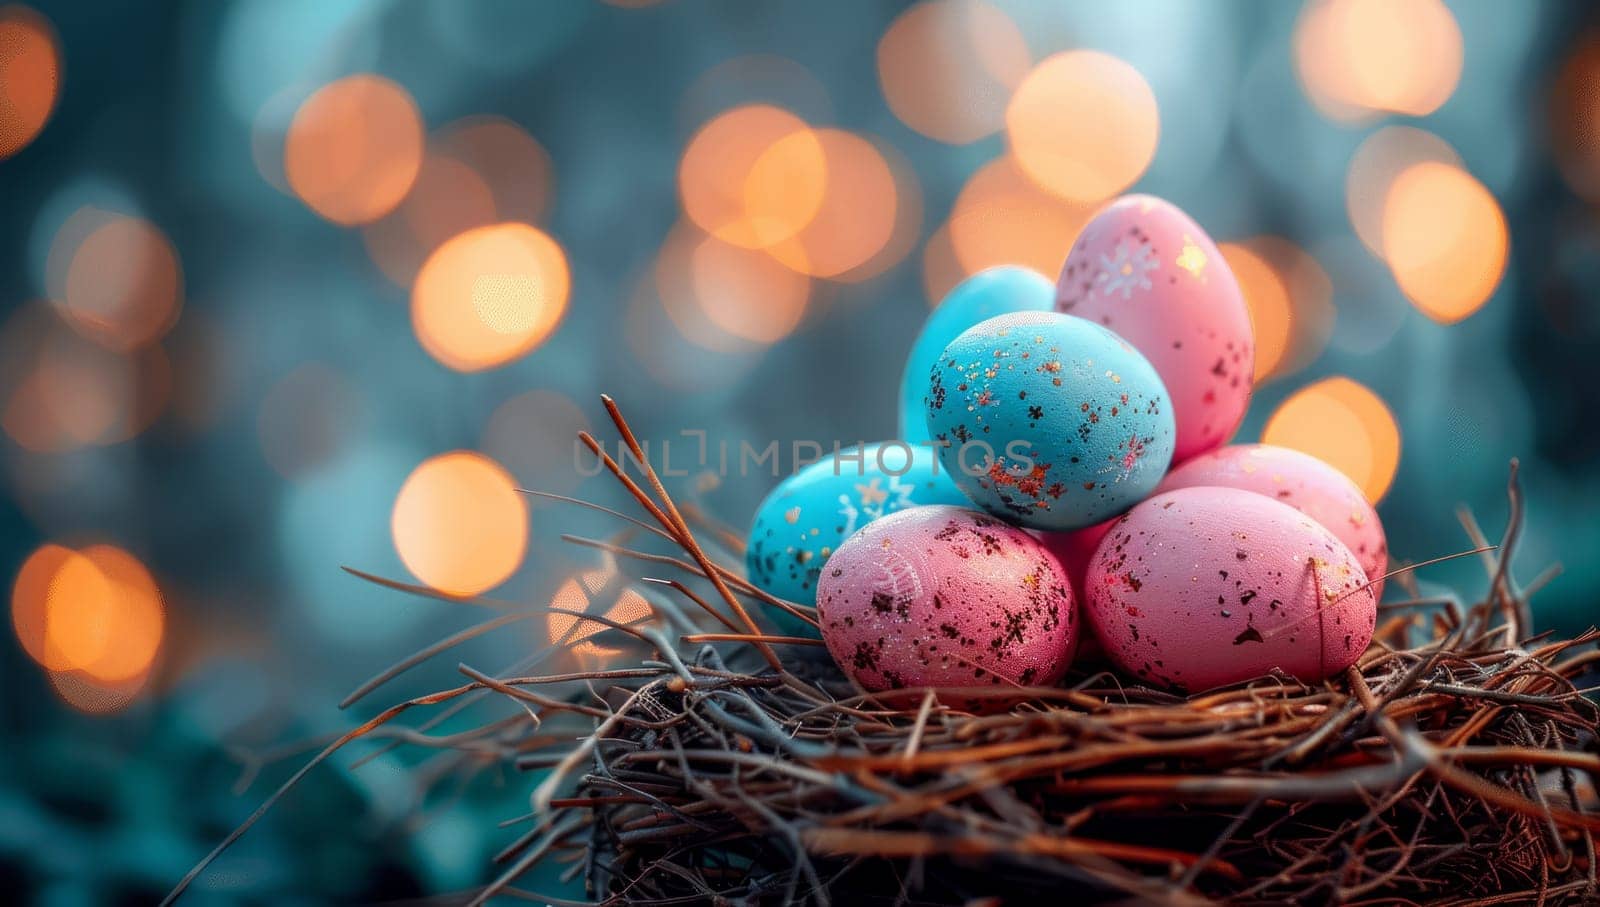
[817, 505, 1077, 692]
[1034, 518, 1118, 662]
[1085, 487, 1377, 692]
[746, 443, 969, 617]
[899, 267, 1055, 444]
[1055, 195, 1253, 464]
[1158, 444, 1388, 599]
[924, 310, 1175, 531]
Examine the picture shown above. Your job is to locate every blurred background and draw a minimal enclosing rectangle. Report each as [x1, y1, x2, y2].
[2, 0, 1599, 901]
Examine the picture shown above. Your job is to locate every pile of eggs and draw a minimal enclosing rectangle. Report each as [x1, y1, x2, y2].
[746, 195, 1386, 697]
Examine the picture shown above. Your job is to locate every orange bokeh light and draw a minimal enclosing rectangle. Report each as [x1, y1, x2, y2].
[434, 116, 555, 226]
[1346, 126, 1461, 259]
[364, 153, 498, 287]
[548, 569, 653, 659]
[411, 223, 570, 371]
[57, 214, 183, 351]
[877, 0, 1030, 144]
[1262, 376, 1400, 504]
[0, 4, 60, 160]
[391, 451, 528, 597]
[1381, 161, 1508, 324]
[920, 222, 965, 306]
[1552, 32, 1600, 202]
[678, 104, 826, 249]
[11, 542, 165, 686]
[948, 155, 1094, 280]
[1220, 237, 1334, 382]
[655, 222, 810, 352]
[1005, 50, 1159, 203]
[1294, 0, 1462, 121]
[285, 75, 424, 225]
[762, 129, 900, 279]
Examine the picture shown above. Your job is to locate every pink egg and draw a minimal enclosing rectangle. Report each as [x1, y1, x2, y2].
[1158, 444, 1388, 598]
[1055, 195, 1253, 464]
[1034, 518, 1116, 663]
[817, 505, 1077, 693]
[1085, 487, 1376, 691]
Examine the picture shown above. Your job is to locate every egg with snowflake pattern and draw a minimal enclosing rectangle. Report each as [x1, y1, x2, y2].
[924, 310, 1175, 531]
[746, 442, 968, 625]
[899, 266, 1054, 444]
[1055, 195, 1253, 465]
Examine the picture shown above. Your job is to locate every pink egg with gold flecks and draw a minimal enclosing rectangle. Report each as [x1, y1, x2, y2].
[818, 505, 1077, 694]
[1034, 518, 1116, 663]
[1085, 487, 1376, 692]
[1055, 195, 1253, 464]
[1157, 444, 1388, 599]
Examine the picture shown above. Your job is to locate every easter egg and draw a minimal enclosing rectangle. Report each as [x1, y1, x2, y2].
[899, 266, 1054, 444]
[1034, 518, 1118, 663]
[1055, 195, 1253, 464]
[1158, 444, 1388, 599]
[817, 505, 1077, 692]
[924, 310, 1175, 531]
[746, 442, 968, 615]
[1085, 486, 1377, 692]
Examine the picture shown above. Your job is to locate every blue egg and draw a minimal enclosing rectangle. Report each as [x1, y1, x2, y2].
[924, 311, 1175, 531]
[745, 442, 969, 620]
[899, 267, 1054, 444]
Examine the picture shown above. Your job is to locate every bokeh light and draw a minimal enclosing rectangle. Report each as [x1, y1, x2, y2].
[1262, 376, 1401, 504]
[481, 389, 591, 497]
[258, 362, 364, 479]
[391, 451, 527, 597]
[548, 569, 652, 660]
[433, 116, 554, 226]
[1004, 50, 1158, 203]
[364, 153, 498, 287]
[1293, 0, 1462, 122]
[411, 222, 570, 371]
[678, 104, 825, 250]
[876, 0, 1029, 145]
[680, 55, 833, 134]
[920, 222, 965, 306]
[11, 542, 165, 689]
[1, 304, 169, 452]
[1220, 237, 1334, 382]
[1346, 126, 1462, 259]
[1381, 161, 1508, 324]
[284, 74, 424, 225]
[947, 155, 1094, 280]
[55, 213, 183, 351]
[655, 221, 810, 352]
[0, 4, 59, 160]
[1552, 31, 1600, 203]
[761, 129, 899, 279]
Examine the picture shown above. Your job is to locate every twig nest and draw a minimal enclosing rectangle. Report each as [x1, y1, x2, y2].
[1157, 443, 1389, 599]
[924, 310, 1175, 531]
[1055, 194, 1253, 465]
[817, 505, 1077, 692]
[898, 266, 1054, 445]
[746, 442, 968, 614]
[1085, 486, 1377, 691]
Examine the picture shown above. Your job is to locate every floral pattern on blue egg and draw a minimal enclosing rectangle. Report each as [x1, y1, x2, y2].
[924, 311, 1175, 531]
[745, 442, 969, 621]
[898, 266, 1054, 445]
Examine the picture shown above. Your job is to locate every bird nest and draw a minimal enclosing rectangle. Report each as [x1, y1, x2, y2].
[166, 399, 1600, 907]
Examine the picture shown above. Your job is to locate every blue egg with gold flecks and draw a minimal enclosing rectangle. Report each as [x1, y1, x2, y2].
[745, 442, 969, 628]
[899, 267, 1054, 445]
[924, 311, 1175, 531]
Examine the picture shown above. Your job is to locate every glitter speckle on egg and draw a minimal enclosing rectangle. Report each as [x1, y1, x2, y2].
[1085, 486, 1377, 692]
[1055, 195, 1254, 464]
[924, 310, 1175, 531]
[745, 442, 969, 618]
[899, 266, 1055, 445]
[817, 505, 1077, 693]
[1158, 443, 1389, 599]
